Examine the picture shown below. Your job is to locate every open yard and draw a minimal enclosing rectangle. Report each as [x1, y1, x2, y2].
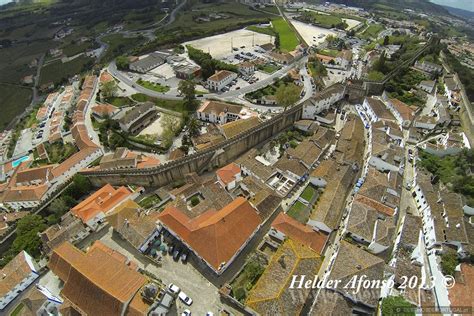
[131, 93, 186, 113]
[289, 20, 337, 47]
[299, 10, 347, 29]
[271, 18, 299, 52]
[185, 28, 273, 59]
[287, 200, 311, 224]
[138, 194, 162, 209]
[360, 24, 384, 39]
[230, 257, 265, 303]
[257, 63, 281, 74]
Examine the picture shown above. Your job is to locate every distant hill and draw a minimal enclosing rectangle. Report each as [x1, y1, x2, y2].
[441, 5, 474, 22]
[318, 0, 450, 15]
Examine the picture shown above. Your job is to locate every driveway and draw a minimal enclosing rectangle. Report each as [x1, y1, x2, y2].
[96, 227, 237, 315]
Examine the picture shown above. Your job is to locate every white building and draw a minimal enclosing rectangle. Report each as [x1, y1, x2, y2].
[238, 61, 255, 77]
[302, 83, 345, 119]
[196, 100, 254, 124]
[206, 70, 237, 91]
[216, 163, 242, 191]
[0, 251, 40, 310]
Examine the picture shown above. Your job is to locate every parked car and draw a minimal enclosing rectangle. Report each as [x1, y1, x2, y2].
[168, 283, 180, 294]
[181, 251, 188, 263]
[178, 291, 193, 305]
[168, 244, 175, 255]
[182, 310, 191, 316]
[173, 248, 181, 261]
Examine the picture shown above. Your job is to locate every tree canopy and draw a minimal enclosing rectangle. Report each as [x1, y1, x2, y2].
[275, 83, 300, 110]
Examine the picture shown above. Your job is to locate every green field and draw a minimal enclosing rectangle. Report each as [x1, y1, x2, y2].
[0, 84, 33, 130]
[138, 194, 162, 209]
[257, 63, 281, 74]
[131, 93, 186, 113]
[318, 49, 339, 57]
[301, 185, 317, 202]
[61, 41, 96, 57]
[137, 79, 170, 93]
[360, 24, 384, 39]
[271, 18, 299, 52]
[302, 11, 347, 29]
[105, 96, 132, 107]
[246, 25, 276, 36]
[39, 55, 94, 86]
[287, 201, 310, 224]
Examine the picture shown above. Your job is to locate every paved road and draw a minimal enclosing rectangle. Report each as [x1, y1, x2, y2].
[109, 54, 311, 111]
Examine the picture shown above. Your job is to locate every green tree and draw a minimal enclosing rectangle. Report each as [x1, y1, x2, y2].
[109, 133, 126, 150]
[178, 80, 198, 112]
[274, 33, 280, 49]
[278, 133, 288, 147]
[47, 197, 69, 220]
[381, 296, 414, 316]
[12, 215, 47, 258]
[101, 81, 118, 99]
[116, 56, 130, 70]
[275, 83, 300, 110]
[441, 252, 458, 276]
[187, 117, 200, 137]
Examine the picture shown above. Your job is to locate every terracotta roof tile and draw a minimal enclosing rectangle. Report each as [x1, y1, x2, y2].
[272, 213, 328, 254]
[216, 163, 241, 185]
[158, 197, 261, 271]
[49, 241, 147, 316]
[71, 184, 132, 223]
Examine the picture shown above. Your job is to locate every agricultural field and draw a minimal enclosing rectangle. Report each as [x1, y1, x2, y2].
[123, 11, 166, 31]
[140, 1, 274, 55]
[61, 41, 97, 57]
[0, 84, 33, 130]
[101, 34, 145, 62]
[271, 18, 299, 52]
[39, 55, 94, 86]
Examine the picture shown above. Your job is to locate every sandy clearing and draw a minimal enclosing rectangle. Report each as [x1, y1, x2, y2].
[184, 28, 273, 59]
[289, 20, 337, 46]
[342, 18, 361, 30]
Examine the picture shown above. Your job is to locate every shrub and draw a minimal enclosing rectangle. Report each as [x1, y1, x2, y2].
[190, 196, 200, 207]
[233, 287, 246, 302]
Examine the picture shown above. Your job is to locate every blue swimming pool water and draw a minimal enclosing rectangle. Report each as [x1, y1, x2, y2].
[12, 155, 29, 168]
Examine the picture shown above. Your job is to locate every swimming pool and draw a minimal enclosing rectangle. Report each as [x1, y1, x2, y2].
[12, 155, 29, 168]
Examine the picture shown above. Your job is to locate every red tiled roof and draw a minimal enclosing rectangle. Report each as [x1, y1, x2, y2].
[355, 194, 395, 217]
[216, 163, 241, 186]
[158, 197, 261, 271]
[449, 263, 474, 309]
[48, 241, 147, 316]
[272, 213, 328, 254]
[0, 251, 36, 298]
[92, 103, 117, 117]
[71, 184, 132, 223]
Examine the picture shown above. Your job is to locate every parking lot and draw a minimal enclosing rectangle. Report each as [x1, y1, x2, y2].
[97, 227, 236, 315]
